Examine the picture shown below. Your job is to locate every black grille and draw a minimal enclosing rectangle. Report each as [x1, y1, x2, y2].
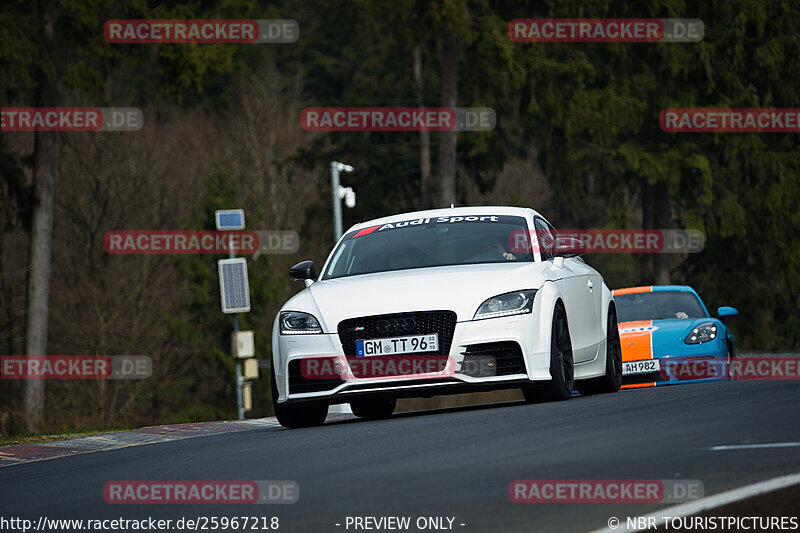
[338, 311, 457, 357]
[288, 358, 343, 394]
[460, 341, 526, 377]
[623, 369, 665, 385]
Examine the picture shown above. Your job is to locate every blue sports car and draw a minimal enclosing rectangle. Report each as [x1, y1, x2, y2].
[611, 285, 738, 388]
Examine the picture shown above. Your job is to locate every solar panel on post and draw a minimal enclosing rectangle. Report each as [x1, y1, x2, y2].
[215, 209, 245, 231]
[214, 209, 250, 420]
[218, 258, 251, 314]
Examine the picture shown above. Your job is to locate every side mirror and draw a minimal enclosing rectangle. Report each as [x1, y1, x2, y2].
[554, 236, 585, 258]
[717, 306, 738, 323]
[290, 260, 317, 282]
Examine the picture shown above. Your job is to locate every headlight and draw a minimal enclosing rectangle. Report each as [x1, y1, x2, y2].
[473, 290, 536, 320]
[280, 311, 322, 335]
[685, 322, 718, 344]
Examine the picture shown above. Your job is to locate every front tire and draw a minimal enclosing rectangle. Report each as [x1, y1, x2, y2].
[271, 366, 328, 428]
[522, 304, 574, 402]
[577, 305, 622, 395]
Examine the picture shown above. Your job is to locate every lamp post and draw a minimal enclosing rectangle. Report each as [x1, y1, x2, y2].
[329, 162, 355, 415]
[331, 161, 355, 242]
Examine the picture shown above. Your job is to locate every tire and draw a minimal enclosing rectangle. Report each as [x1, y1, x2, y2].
[350, 398, 396, 419]
[577, 305, 622, 395]
[271, 366, 328, 428]
[522, 304, 574, 402]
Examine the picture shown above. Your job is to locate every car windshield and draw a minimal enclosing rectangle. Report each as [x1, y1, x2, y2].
[322, 214, 533, 279]
[615, 290, 708, 321]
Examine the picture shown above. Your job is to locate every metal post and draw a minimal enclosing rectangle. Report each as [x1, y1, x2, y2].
[234, 314, 243, 420]
[330, 161, 353, 416]
[230, 242, 244, 420]
[331, 161, 343, 242]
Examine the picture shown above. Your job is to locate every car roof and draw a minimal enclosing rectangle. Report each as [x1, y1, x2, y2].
[345, 206, 541, 233]
[612, 285, 699, 296]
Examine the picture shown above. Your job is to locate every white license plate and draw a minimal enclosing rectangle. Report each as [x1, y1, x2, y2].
[623, 359, 661, 375]
[355, 334, 439, 356]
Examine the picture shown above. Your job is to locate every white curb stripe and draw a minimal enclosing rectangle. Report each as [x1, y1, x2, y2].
[710, 442, 800, 451]
[587, 471, 800, 532]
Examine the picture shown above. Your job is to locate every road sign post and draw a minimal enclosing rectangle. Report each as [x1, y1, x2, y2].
[216, 209, 252, 420]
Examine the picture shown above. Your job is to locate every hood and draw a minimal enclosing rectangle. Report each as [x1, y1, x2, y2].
[283, 262, 548, 331]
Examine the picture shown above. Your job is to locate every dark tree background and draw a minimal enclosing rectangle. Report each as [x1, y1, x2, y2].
[1, 0, 798, 435]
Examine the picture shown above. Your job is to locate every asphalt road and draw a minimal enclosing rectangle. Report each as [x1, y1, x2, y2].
[2, 380, 800, 533]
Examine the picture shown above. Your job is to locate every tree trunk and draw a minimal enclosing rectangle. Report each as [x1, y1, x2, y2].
[437, 22, 459, 207]
[640, 180, 671, 285]
[413, 46, 431, 209]
[23, 2, 58, 434]
[652, 180, 671, 285]
[639, 181, 653, 283]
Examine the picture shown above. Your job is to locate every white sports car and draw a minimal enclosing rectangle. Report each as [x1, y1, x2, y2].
[271, 206, 622, 428]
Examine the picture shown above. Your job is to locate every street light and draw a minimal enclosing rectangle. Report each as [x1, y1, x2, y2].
[330, 161, 355, 416]
[331, 161, 356, 242]
[341, 186, 356, 208]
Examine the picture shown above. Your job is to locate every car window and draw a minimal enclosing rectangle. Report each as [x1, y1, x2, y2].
[615, 291, 708, 321]
[323, 215, 533, 279]
[534, 217, 556, 261]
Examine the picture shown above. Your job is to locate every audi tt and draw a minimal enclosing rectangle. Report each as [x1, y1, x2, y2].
[270, 206, 622, 428]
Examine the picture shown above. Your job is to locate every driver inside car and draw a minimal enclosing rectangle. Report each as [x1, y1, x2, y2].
[481, 236, 516, 261]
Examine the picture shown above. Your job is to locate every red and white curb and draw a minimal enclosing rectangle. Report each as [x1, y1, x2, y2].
[0, 418, 285, 468]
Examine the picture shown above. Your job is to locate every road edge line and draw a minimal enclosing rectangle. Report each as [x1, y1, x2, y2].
[587, 471, 800, 532]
